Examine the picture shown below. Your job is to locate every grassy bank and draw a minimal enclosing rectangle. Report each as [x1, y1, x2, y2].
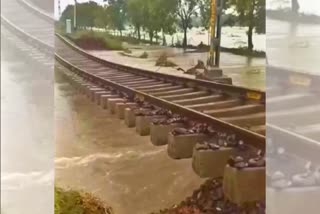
[179, 43, 266, 58]
[55, 187, 114, 214]
[58, 29, 124, 51]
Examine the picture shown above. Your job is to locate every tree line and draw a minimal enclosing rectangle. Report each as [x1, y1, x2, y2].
[60, 0, 265, 51]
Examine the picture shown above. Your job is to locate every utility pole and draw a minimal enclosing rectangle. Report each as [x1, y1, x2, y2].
[205, 0, 223, 78]
[292, 0, 300, 15]
[58, 0, 61, 17]
[74, 0, 77, 30]
[207, 0, 216, 67]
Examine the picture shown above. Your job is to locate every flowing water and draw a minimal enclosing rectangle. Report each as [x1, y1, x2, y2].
[1, 37, 54, 214]
[54, 72, 204, 214]
[267, 18, 320, 75]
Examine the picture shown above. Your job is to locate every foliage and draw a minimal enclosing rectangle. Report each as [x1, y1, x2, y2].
[58, 0, 266, 52]
[67, 30, 123, 50]
[176, 0, 201, 49]
[198, 0, 265, 50]
[60, 2, 102, 28]
[199, 0, 210, 29]
[93, 6, 109, 29]
[228, 0, 265, 50]
[199, 0, 237, 28]
[142, 0, 162, 43]
[127, 0, 145, 40]
[55, 187, 113, 214]
[104, 0, 127, 35]
[154, 0, 178, 43]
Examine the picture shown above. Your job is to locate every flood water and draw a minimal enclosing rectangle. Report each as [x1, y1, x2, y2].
[54, 71, 204, 214]
[1, 37, 54, 214]
[267, 18, 320, 75]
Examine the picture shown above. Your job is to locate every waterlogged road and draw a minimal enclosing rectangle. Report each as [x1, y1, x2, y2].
[54, 72, 204, 214]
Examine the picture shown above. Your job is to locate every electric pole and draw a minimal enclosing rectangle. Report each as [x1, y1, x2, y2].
[58, 0, 61, 17]
[205, 0, 223, 79]
[207, 0, 223, 68]
[74, 0, 77, 30]
[292, 0, 300, 15]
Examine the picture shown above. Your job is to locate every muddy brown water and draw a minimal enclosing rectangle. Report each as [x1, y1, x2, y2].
[54, 72, 204, 214]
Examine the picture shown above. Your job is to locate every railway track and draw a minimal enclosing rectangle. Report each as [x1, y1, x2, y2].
[1, 0, 54, 67]
[55, 34, 266, 149]
[5, 0, 320, 209]
[55, 29, 320, 208]
[55, 33, 268, 206]
[267, 67, 320, 163]
[265, 67, 320, 213]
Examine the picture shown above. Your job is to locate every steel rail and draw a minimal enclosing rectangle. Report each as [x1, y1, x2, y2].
[267, 123, 320, 164]
[1, 15, 54, 54]
[1, 0, 54, 53]
[16, 0, 54, 22]
[55, 35, 266, 150]
[56, 33, 266, 102]
[267, 65, 320, 163]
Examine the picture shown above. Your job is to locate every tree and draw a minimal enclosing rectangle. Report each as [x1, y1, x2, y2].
[292, 0, 299, 14]
[94, 6, 110, 29]
[104, 0, 127, 36]
[199, 0, 211, 29]
[176, 0, 201, 49]
[153, 0, 178, 45]
[139, 0, 178, 44]
[60, 2, 102, 29]
[229, 0, 265, 51]
[199, 0, 236, 28]
[127, 0, 144, 40]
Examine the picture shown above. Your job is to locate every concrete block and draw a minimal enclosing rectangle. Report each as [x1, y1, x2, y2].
[89, 88, 107, 101]
[71, 79, 85, 91]
[206, 67, 223, 78]
[85, 86, 101, 98]
[115, 103, 137, 119]
[107, 98, 125, 114]
[167, 133, 209, 159]
[150, 123, 184, 146]
[266, 187, 320, 214]
[101, 94, 119, 109]
[124, 108, 136, 127]
[136, 115, 165, 136]
[79, 83, 92, 94]
[223, 165, 265, 205]
[94, 91, 111, 105]
[192, 146, 235, 178]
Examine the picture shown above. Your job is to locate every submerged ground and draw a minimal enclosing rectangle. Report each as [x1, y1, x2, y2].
[54, 71, 204, 214]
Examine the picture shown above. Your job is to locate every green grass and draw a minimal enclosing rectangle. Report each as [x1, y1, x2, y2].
[55, 187, 113, 214]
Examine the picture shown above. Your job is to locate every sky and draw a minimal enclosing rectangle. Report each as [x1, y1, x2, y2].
[55, 0, 320, 20]
[54, 0, 106, 19]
